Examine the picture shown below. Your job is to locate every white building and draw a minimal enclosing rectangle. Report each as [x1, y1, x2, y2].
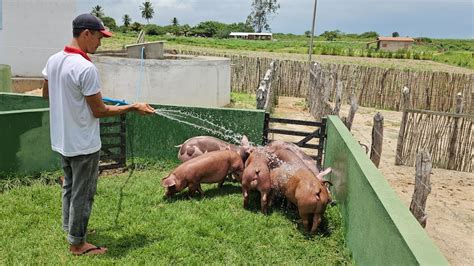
[229, 32, 273, 40]
[0, 0, 76, 76]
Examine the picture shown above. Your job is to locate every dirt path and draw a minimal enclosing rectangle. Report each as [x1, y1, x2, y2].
[272, 96, 473, 266]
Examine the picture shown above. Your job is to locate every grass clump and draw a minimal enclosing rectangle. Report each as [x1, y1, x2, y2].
[0, 164, 351, 264]
[226, 92, 257, 109]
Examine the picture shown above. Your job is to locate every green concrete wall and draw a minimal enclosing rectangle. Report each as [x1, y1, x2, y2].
[126, 104, 265, 162]
[0, 94, 265, 175]
[0, 93, 49, 111]
[324, 116, 448, 265]
[0, 109, 60, 176]
[0, 65, 12, 92]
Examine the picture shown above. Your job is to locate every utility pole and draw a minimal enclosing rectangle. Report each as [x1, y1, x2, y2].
[308, 0, 318, 63]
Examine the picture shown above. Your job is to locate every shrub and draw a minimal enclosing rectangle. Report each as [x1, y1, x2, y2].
[130, 22, 143, 32]
[347, 48, 354, 57]
[101, 16, 117, 30]
[144, 24, 166, 35]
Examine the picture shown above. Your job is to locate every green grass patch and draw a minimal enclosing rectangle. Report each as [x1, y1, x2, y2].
[0, 163, 351, 264]
[226, 92, 256, 109]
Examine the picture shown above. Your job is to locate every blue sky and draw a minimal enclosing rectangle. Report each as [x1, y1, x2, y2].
[77, 0, 473, 38]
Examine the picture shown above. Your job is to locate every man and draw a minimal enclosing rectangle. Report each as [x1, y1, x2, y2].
[42, 14, 155, 256]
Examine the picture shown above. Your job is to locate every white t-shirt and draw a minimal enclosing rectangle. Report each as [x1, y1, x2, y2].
[42, 50, 101, 157]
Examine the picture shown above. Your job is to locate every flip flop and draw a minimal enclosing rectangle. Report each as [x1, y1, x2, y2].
[72, 246, 107, 256]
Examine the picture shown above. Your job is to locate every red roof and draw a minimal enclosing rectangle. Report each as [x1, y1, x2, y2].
[377, 37, 415, 42]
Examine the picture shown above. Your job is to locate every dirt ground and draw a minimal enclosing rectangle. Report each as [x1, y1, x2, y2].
[272, 96, 473, 265]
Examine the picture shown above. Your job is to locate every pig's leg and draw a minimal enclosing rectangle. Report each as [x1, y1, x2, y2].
[260, 191, 269, 214]
[188, 183, 198, 198]
[242, 188, 249, 209]
[299, 211, 311, 233]
[197, 184, 205, 197]
[310, 213, 322, 234]
[217, 178, 225, 188]
[267, 190, 274, 209]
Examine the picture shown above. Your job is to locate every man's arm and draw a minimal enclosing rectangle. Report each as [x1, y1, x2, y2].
[85, 92, 155, 118]
[42, 80, 49, 99]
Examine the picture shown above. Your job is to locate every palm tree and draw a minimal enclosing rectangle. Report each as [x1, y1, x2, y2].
[171, 17, 179, 27]
[91, 5, 104, 18]
[140, 1, 155, 24]
[122, 14, 132, 28]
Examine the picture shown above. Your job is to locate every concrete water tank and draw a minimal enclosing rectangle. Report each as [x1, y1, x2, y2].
[92, 53, 231, 107]
[126, 41, 165, 60]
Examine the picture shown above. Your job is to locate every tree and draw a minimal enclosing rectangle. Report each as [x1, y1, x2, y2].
[171, 17, 179, 27]
[191, 21, 226, 37]
[140, 1, 155, 24]
[123, 14, 132, 28]
[91, 5, 104, 18]
[179, 24, 192, 36]
[392, 32, 400, 37]
[101, 16, 117, 30]
[304, 30, 311, 38]
[130, 22, 143, 32]
[320, 30, 342, 41]
[358, 31, 379, 39]
[246, 0, 280, 33]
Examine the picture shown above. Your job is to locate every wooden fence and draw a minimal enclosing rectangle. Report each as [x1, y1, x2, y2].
[171, 49, 473, 114]
[396, 109, 473, 172]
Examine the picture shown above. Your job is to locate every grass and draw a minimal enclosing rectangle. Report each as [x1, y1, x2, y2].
[100, 32, 474, 70]
[0, 162, 352, 264]
[226, 92, 257, 109]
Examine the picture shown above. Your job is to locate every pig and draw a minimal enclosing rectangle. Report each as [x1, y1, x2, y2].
[266, 141, 333, 200]
[177, 135, 251, 163]
[241, 148, 273, 214]
[267, 140, 319, 180]
[161, 150, 244, 198]
[270, 164, 332, 234]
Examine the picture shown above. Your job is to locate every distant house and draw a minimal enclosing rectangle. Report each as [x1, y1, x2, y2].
[229, 32, 273, 40]
[367, 37, 415, 52]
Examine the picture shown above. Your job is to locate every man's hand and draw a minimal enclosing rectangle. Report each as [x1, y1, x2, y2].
[134, 103, 155, 115]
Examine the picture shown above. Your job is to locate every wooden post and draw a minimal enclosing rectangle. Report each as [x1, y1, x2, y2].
[409, 149, 432, 228]
[395, 86, 410, 165]
[344, 91, 358, 131]
[370, 112, 384, 168]
[333, 80, 343, 116]
[447, 93, 463, 169]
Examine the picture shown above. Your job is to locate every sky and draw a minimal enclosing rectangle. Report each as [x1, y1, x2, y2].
[77, 0, 474, 39]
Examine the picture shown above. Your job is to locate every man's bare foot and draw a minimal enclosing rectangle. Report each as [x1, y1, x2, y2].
[70, 242, 107, 256]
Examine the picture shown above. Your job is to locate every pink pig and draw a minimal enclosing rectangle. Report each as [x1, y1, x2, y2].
[271, 165, 332, 234]
[177, 135, 251, 163]
[161, 150, 244, 198]
[241, 148, 273, 214]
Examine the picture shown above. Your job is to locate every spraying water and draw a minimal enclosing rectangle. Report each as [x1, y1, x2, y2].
[153, 107, 246, 144]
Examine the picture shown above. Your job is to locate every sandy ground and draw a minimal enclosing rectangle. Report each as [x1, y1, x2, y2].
[272, 96, 473, 266]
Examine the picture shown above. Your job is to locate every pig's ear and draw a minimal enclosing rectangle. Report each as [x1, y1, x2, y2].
[161, 175, 176, 187]
[322, 180, 333, 188]
[240, 135, 249, 147]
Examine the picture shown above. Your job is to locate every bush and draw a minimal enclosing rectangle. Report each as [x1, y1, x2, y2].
[415, 37, 432, 44]
[130, 22, 143, 32]
[347, 48, 354, 57]
[358, 31, 379, 39]
[101, 16, 117, 30]
[144, 24, 166, 36]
